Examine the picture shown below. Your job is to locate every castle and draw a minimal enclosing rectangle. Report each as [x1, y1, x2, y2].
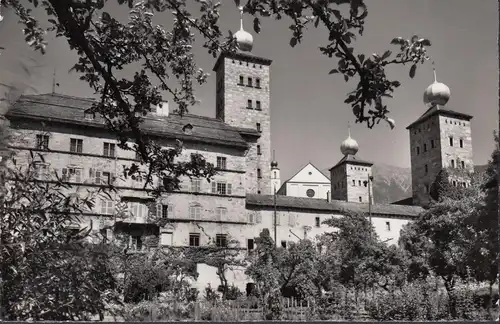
[4, 9, 473, 291]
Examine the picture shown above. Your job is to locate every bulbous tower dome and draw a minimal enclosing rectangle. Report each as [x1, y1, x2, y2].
[340, 125, 359, 156]
[423, 65, 450, 106]
[234, 7, 253, 52]
[271, 160, 278, 168]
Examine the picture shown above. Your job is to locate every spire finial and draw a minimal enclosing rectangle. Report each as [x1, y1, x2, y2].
[273, 149, 275, 160]
[51, 68, 56, 94]
[348, 121, 351, 138]
[432, 61, 437, 83]
[238, 6, 244, 31]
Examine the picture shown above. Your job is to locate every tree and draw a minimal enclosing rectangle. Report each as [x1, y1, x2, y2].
[400, 173, 487, 318]
[3, 0, 432, 192]
[0, 153, 120, 320]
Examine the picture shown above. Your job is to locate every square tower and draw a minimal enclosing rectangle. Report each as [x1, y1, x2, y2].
[213, 52, 273, 195]
[329, 155, 374, 203]
[407, 106, 473, 206]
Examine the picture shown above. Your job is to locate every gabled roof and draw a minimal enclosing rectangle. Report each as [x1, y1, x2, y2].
[7, 93, 260, 149]
[329, 154, 373, 170]
[406, 104, 473, 130]
[286, 162, 331, 183]
[246, 194, 424, 218]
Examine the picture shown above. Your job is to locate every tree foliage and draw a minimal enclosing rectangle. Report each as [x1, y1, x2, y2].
[0, 154, 119, 320]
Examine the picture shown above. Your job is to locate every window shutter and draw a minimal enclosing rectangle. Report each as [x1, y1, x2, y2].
[89, 168, 94, 178]
[189, 207, 194, 219]
[227, 183, 232, 195]
[168, 205, 174, 218]
[156, 204, 162, 218]
[111, 173, 116, 184]
[95, 171, 101, 184]
[289, 214, 295, 227]
[211, 181, 217, 194]
[256, 213, 262, 224]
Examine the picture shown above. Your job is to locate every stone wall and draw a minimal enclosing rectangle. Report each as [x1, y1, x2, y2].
[346, 163, 373, 203]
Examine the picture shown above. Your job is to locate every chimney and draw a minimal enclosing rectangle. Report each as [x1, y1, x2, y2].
[156, 101, 169, 116]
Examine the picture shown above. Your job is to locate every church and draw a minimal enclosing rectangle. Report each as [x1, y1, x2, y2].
[4, 8, 473, 291]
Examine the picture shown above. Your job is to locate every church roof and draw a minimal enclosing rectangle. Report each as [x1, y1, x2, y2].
[406, 105, 473, 130]
[328, 154, 373, 170]
[246, 194, 424, 218]
[7, 93, 260, 149]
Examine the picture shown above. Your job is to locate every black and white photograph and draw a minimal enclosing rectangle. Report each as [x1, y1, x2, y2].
[0, 0, 498, 322]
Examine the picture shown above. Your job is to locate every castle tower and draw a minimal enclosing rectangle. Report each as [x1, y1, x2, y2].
[212, 6, 273, 195]
[329, 125, 374, 203]
[407, 65, 473, 206]
[270, 150, 281, 193]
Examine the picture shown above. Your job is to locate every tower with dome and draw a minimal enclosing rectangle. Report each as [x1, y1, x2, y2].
[405, 65, 474, 206]
[328, 125, 374, 203]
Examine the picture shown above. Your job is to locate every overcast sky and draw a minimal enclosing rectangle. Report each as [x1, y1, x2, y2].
[0, 0, 497, 181]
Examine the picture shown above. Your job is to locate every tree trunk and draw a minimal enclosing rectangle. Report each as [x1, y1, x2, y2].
[487, 281, 494, 320]
[443, 277, 457, 319]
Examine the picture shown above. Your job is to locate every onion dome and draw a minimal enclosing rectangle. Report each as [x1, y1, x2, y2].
[234, 7, 253, 52]
[271, 160, 278, 168]
[423, 65, 450, 106]
[340, 125, 359, 156]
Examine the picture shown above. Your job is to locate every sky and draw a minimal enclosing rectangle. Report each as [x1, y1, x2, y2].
[0, 0, 497, 182]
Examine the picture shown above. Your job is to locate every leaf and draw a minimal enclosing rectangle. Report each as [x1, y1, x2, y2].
[329, 69, 339, 74]
[390, 37, 404, 45]
[381, 50, 391, 61]
[421, 39, 432, 46]
[409, 64, 417, 78]
[314, 16, 320, 28]
[234, 0, 241, 7]
[290, 37, 297, 47]
[253, 17, 261, 34]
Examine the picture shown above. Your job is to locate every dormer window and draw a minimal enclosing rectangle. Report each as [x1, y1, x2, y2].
[84, 111, 95, 120]
[182, 124, 193, 135]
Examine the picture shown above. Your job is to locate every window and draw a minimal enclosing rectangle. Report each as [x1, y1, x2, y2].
[423, 143, 427, 152]
[460, 139, 464, 148]
[189, 233, 200, 247]
[306, 189, 315, 198]
[257, 145, 261, 155]
[461, 160, 465, 169]
[212, 181, 232, 195]
[216, 234, 227, 247]
[216, 156, 227, 169]
[215, 207, 227, 222]
[68, 167, 82, 183]
[450, 159, 455, 168]
[84, 111, 95, 120]
[103, 142, 116, 157]
[359, 196, 362, 202]
[257, 169, 262, 178]
[274, 213, 280, 226]
[189, 205, 202, 220]
[425, 164, 428, 174]
[256, 78, 261, 88]
[70, 138, 83, 153]
[248, 213, 255, 224]
[453, 180, 457, 187]
[431, 139, 435, 148]
[288, 214, 296, 227]
[129, 202, 149, 219]
[256, 101, 261, 110]
[273, 171, 277, 178]
[358, 180, 361, 186]
[93, 171, 113, 185]
[100, 199, 115, 215]
[34, 162, 49, 180]
[191, 179, 201, 192]
[416, 147, 420, 155]
[256, 123, 261, 132]
[281, 241, 287, 248]
[130, 235, 143, 251]
[247, 99, 252, 109]
[462, 182, 467, 188]
[36, 134, 49, 150]
[239, 75, 244, 85]
[352, 180, 355, 186]
[449, 137, 454, 146]
[247, 77, 252, 87]
[156, 204, 169, 219]
[385, 222, 391, 231]
[247, 239, 254, 250]
[315, 217, 320, 228]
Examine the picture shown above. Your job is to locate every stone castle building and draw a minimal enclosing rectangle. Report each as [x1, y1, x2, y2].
[3, 10, 472, 291]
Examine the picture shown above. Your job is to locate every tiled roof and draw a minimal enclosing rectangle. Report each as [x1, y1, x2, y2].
[329, 154, 373, 170]
[406, 105, 473, 129]
[7, 93, 259, 148]
[246, 194, 424, 218]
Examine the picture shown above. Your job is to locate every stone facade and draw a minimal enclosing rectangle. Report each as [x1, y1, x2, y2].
[408, 106, 473, 206]
[214, 53, 273, 195]
[330, 157, 373, 203]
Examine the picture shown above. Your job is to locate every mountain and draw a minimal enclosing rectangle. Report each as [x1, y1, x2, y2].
[371, 164, 412, 204]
